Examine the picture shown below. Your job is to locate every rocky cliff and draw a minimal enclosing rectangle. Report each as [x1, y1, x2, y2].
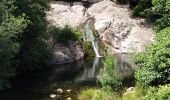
[47, 0, 154, 63]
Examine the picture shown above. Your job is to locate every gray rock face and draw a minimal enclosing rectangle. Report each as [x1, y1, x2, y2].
[87, 0, 153, 53]
[47, 0, 154, 63]
[51, 41, 84, 64]
[47, 1, 86, 28]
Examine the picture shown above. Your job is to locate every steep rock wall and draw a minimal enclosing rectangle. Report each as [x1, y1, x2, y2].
[47, 0, 154, 63]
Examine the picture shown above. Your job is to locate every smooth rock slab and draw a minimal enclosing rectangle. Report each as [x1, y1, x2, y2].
[47, 0, 154, 54]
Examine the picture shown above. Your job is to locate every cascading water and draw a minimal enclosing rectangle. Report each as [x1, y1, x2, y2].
[83, 19, 102, 57]
[75, 57, 101, 82]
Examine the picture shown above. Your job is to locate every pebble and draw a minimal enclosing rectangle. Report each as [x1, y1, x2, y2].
[127, 87, 134, 91]
[67, 89, 71, 93]
[50, 94, 56, 98]
[57, 88, 63, 93]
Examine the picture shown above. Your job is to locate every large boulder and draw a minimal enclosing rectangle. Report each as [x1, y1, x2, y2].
[47, 0, 154, 56]
[47, 1, 86, 28]
[51, 41, 84, 64]
[87, 0, 153, 53]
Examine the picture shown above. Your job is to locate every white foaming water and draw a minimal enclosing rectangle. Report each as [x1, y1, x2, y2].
[83, 19, 102, 57]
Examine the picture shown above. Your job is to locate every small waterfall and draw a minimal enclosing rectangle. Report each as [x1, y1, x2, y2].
[75, 57, 102, 82]
[83, 19, 102, 57]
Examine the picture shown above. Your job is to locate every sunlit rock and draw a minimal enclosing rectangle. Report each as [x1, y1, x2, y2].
[127, 87, 134, 91]
[47, 0, 154, 54]
[50, 94, 56, 98]
[47, 1, 85, 28]
[67, 89, 71, 93]
[57, 88, 63, 93]
[87, 0, 154, 53]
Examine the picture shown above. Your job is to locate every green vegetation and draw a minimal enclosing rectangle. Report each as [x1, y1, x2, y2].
[122, 90, 138, 100]
[152, 0, 170, 30]
[0, 0, 83, 90]
[48, 25, 82, 46]
[78, 88, 119, 100]
[80, 0, 170, 99]
[132, 84, 170, 100]
[78, 50, 124, 99]
[134, 27, 170, 86]
[157, 84, 170, 100]
[133, 0, 170, 98]
[0, 0, 52, 89]
[133, 0, 170, 30]
[133, 0, 152, 17]
[84, 41, 95, 57]
[0, 0, 169, 99]
[100, 52, 123, 92]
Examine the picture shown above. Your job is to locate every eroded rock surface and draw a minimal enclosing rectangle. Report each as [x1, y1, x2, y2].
[87, 0, 153, 53]
[47, 1, 86, 28]
[51, 41, 84, 64]
[48, 0, 154, 63]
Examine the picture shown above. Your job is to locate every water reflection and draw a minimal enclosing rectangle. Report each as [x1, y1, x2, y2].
[0, 57, 103, 100]
[75, 57, 102, 82]
[0, 54, 135, 100]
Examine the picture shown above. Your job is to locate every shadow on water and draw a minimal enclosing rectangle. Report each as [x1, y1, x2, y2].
[0, 57, 103, 100]
[0, 53, 135, 100]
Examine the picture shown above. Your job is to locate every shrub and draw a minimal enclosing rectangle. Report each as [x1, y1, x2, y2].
[141, 84, 170, 100]
[49, 25, 82, 45]
[58, 26, 82, 44]
[134, 82, 150, 97]
[78, 88, 119, 100]
[134, 27, 170, 86]
[156, 84, 170, 100]
[152, 0, 170, 30]
[84, 41, 95, 57]
[132, 0, 170, 30]
[154, 14, 170, 31]
[100, 51, 123, 92]
[122, 90, 138, 100]
[132, 0, 152, 17]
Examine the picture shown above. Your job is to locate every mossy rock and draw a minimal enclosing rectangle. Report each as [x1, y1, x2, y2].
[84, 41, 95, 57]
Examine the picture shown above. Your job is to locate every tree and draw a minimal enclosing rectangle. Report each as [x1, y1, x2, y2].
[0, 0, 28, 89]
[152, 0, 170, 30]
[0, 0, 52, 89]
[14, 0, 52, 69]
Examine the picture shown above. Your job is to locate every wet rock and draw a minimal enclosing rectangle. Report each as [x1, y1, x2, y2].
[67, 89, 71, 93]
[57, 88, 63, 93]
[127, 87, 134, 91]
[50, 94, 56, 98]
